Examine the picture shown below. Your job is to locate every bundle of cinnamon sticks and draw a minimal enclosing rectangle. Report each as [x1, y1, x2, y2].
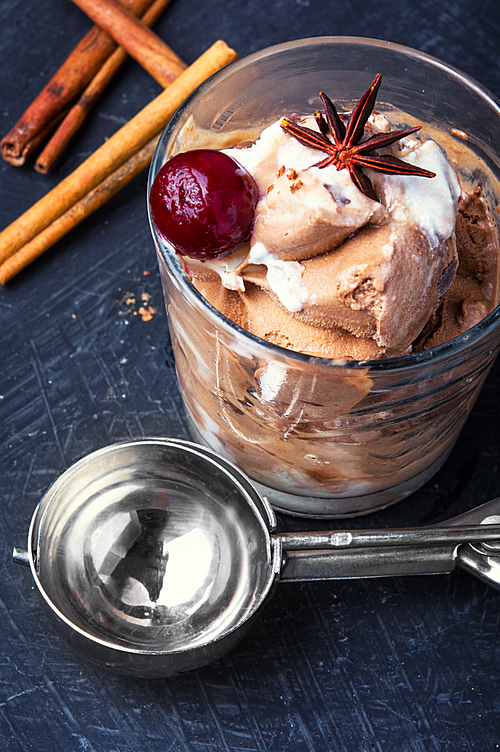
[0, 0, 237, 283]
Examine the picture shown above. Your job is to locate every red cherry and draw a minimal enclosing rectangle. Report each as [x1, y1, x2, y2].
[150, 149, 259, 260]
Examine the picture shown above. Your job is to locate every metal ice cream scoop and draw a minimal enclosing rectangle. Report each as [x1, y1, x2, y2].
[12, 438, 500, 678]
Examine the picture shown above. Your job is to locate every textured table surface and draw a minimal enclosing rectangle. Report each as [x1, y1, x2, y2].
[1, 1, 500, 750]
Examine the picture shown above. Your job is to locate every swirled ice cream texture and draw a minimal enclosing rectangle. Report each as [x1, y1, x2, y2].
[185, 115, 498, 360]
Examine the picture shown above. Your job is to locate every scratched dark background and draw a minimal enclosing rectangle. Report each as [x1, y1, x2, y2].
[1, 0, 500, 750]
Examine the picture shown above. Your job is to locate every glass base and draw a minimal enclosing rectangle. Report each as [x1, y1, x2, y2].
[186, 414, 454, 518]
[252, 449, 453, 518]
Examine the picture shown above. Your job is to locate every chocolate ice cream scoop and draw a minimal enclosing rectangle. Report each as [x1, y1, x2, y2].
[186, 104, 495, 360]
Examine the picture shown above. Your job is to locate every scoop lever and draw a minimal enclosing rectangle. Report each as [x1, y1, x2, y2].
[279, 496, 500, 588]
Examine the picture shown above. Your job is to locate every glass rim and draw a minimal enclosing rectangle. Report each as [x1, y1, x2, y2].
[148, 35, 500, 373]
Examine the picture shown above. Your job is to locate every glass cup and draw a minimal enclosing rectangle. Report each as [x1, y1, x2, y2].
[148, 37, 500, 518]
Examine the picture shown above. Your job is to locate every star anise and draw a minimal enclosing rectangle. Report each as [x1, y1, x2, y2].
[280, 73, 436, 202]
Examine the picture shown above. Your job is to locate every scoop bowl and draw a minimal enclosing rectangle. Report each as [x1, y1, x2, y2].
[21, 439, 280, 677]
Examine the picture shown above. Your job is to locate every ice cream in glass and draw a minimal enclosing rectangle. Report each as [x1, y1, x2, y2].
[148, 38, 500, 517]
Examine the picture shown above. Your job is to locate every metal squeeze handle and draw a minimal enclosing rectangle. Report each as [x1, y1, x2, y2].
[278, 497, 500, 589]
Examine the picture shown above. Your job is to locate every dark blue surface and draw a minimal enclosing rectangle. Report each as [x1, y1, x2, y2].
[1, 1, 500, 749]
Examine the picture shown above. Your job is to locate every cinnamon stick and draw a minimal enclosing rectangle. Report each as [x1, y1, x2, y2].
[0, 40, 238, 271]
[1, 0, 156, 167]
[71, 0, 186, 87]
[0, 138, 159, 285]
[35, 0, 176, 174]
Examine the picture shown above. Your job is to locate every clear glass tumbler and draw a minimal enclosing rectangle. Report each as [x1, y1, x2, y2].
[148, 37, 500, 517]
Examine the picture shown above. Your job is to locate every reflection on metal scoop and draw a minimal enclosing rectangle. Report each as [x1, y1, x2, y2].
[111, 508, 170, 603]
[12, 439, 500, 678]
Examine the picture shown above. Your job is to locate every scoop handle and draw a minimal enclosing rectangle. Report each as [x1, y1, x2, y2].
[280, 542, 460, 581]
[278, 497, 500, 588]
